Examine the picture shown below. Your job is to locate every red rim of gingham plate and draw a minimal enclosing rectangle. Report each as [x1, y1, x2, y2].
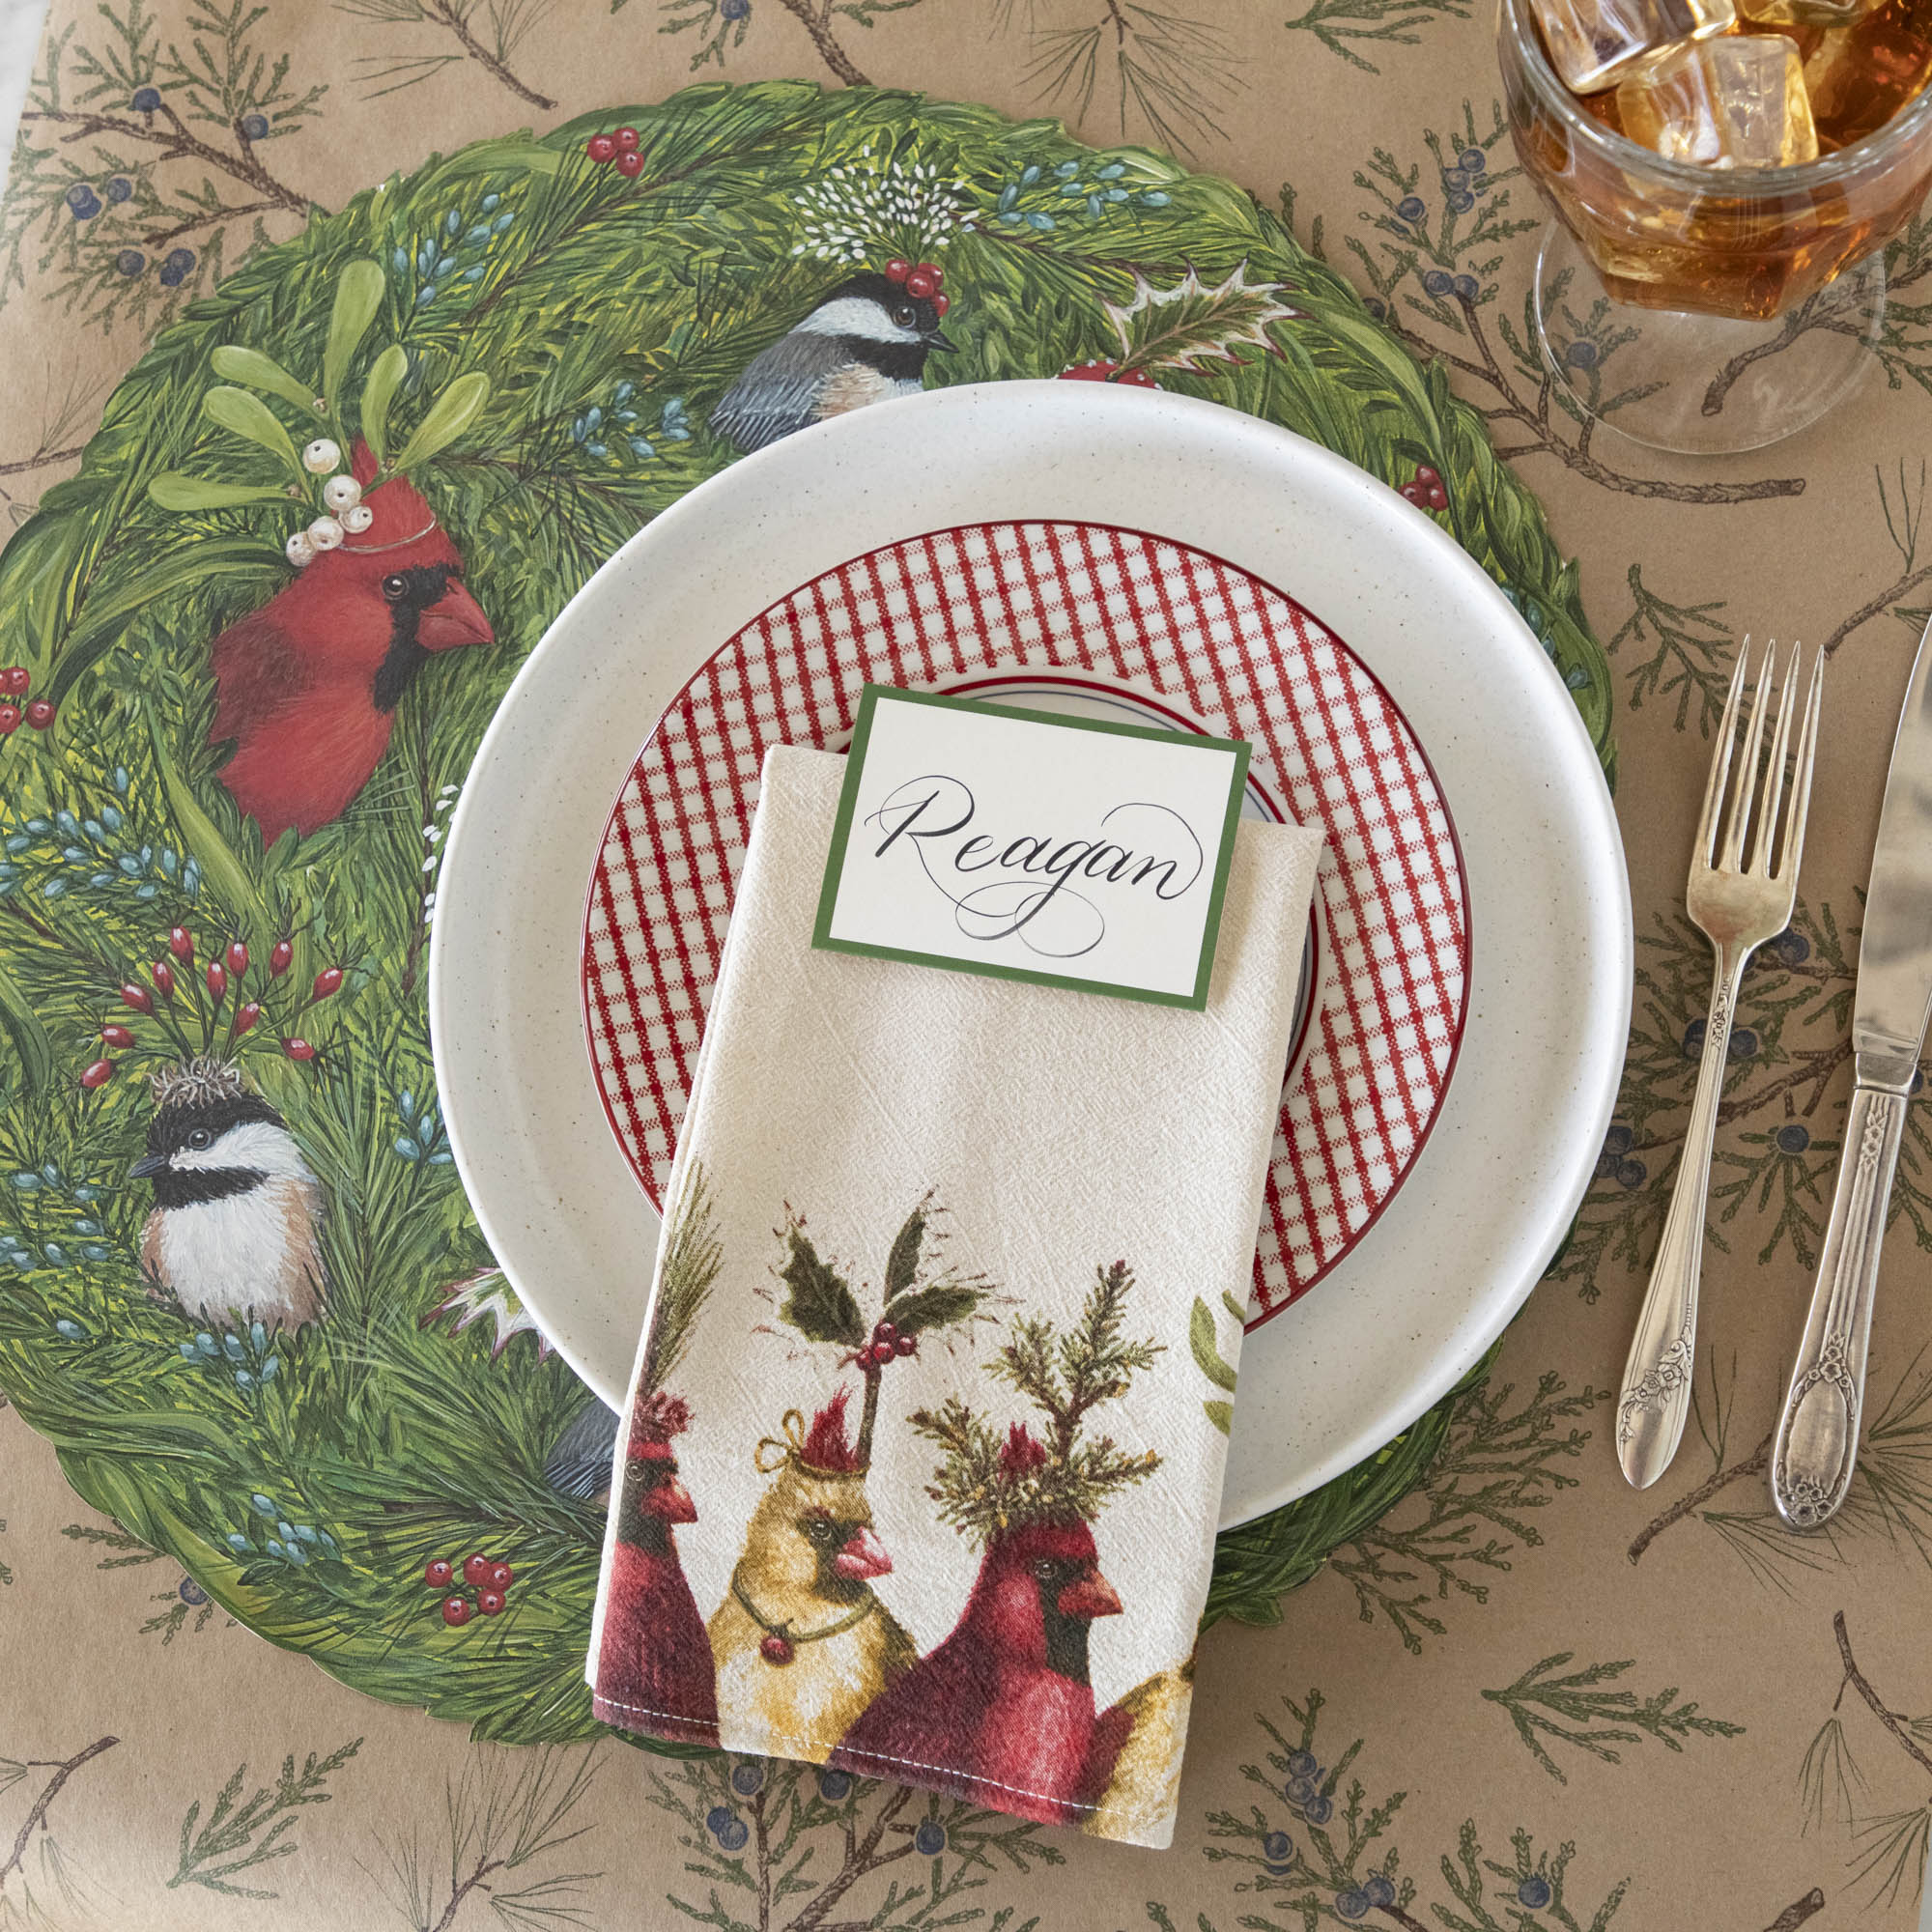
[580, 520, 1471, 1330]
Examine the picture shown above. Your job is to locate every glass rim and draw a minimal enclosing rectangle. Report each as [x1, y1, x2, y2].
[1498, 0, 1932, 194]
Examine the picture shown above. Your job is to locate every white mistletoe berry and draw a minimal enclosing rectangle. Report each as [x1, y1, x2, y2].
[341, 503, 374, 534]
[307, 515, 345, 552]
[301, 436, 342, 475]
[322, 473, 362, 514]
[285, 530, 315, 568]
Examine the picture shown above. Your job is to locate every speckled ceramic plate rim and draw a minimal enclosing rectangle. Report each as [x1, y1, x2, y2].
[429, 381, 1632, 1530]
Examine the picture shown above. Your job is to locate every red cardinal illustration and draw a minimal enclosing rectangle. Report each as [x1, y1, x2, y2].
[832, 1426, 1129, 1825]
[209, 444, 492, 842]
[593, 1390, 719, 1746]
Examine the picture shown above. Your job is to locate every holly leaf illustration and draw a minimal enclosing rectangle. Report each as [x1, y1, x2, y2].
[883, 1199, 927, 1301]
[880, 1282, 982, 1337]
[777, 1223, 867, 1348]
[1102, 262, 1300, 380]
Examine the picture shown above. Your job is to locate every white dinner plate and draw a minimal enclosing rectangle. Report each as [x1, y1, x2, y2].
[429, 381, 1631, 1528]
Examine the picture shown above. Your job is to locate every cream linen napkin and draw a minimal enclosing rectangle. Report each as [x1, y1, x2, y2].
[588, 744, 1321, 1848]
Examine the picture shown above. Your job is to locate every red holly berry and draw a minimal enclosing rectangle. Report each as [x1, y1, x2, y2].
[1415, 464, 1440, 488]
[615, 151, 643, 179]
[917, 261, 942, 286]
[760, 1634, 795, 1664]
[932, 292, 950, 318]
[477, 1588, 505, 1616]
[24, 699, 53, 730]
[152, 960, 175, 999]
[613, 126, 639, 151]
[857, 1345, 879, 1372]
[489, 1562, 513, 1591]
[1, 668, 28, 696]
[226, 939, 248, 978]
[312, 967, 343, 1001]
[872, 1320, 896, 1347]
[463, 1552, 492, 1587]
[168, 927, 193, 962]
[270, 940, 293, 978]
[79, 1060, 113, 1089]
[1055, 358, 1157, 388]
[895, 1333, 917, 1358]
[100, 1023, 134, 1049]
[441, 1595, 472, 1627]
[1426, 485, 1449, 510]
[207, 962, 226, 1002]
[585, 134, 616, 163]
[119, 984, 152, 1015]
[883, 258, 911, 282]
[1399, 484, 1423, 505]
[904, 268, 938, 300]
[234, 1001, 261, 1036]
[0, 706, 19, 736]
[424, 1557, 453, 1589]
[283, 1037, 315, 1061]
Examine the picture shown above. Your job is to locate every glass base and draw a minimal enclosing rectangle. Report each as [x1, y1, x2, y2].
[1532, 221, 1884, 456]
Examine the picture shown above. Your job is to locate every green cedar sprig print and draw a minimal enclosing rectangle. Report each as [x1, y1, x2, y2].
[910, 1260, 1163, 1542]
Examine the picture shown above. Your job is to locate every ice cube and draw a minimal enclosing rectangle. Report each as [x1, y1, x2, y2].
[1617, 34, 1820, 164]
[1531, 0, 1737, 92]
[1741, 0, 1882, 27]
[1804, 0, 1932, 145]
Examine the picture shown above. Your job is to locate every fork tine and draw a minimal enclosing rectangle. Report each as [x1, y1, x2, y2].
[1699, 642, 1751, 869]
[1750, 644, 1801, 876]
[1775, 648, 1825, 884]
[1722, 641, 1775, 873]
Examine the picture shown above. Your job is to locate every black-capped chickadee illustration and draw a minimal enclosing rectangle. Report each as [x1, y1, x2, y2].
[544, 1392, 621, 1501]
[131, 1058, 327, 1330]
[711, 260, 955, 454]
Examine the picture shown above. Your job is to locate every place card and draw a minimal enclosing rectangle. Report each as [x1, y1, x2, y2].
[812, 685, 1251, 1008]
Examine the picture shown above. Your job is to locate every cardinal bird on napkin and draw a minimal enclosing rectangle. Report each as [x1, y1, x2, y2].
[586, 747, 1321, 1847]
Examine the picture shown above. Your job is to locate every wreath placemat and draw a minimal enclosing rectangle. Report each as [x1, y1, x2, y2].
[0, 82, 1609, 1743]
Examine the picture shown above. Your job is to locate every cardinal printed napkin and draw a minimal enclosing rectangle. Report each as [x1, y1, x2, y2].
[587, 745, 1321, 1847]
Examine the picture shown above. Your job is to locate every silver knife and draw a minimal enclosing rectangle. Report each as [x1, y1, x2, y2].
[1771, 618, 1932, 1530]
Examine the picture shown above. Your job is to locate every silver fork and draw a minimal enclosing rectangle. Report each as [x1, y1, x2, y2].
[1616, 640, 1825, 1490]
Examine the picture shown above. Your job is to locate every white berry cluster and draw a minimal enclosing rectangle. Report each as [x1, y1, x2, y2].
[283, 437, 377, 568]
[790, 146, 974, 265]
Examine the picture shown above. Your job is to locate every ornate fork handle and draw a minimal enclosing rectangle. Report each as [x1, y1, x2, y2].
[1771, 1074, 1911, 1529]
[1617, 946, 1747, 1490]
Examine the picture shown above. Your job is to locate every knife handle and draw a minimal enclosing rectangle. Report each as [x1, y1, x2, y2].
[1771, 1079, 1910, 1530]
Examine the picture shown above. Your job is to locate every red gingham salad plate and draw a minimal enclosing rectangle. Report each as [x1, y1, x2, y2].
[430, 383, 1630, 1528]
[581, 532, 1469, 1326]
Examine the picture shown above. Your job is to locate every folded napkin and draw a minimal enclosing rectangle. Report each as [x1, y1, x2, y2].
[588, 744, 1321, 1847]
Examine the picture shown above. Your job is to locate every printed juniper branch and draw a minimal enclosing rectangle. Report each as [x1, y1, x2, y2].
[1434, 290, 1806, 504]
[18, 101, 310, 221]
[168, 1739, 362, 1899]
[0, 1737, 119, 1892]
[784, 1781, 919, 1932]
[427, 0, 555, 108]
[1764, 1892, 1827, 1932]
[0, 444, 87, 478]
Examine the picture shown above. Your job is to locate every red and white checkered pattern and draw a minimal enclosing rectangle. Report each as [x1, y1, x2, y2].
[582, 523, 1468, 1327]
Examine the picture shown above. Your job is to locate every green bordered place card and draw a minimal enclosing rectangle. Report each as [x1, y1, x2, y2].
[811, 685, 1252, 1009]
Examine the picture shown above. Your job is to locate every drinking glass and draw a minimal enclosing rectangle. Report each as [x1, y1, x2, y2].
[1498, 0, 1932, 451]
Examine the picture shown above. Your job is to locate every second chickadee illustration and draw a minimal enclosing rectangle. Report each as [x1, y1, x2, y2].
[711, 259, 955, 453]
[132, 1058, 327, 1330]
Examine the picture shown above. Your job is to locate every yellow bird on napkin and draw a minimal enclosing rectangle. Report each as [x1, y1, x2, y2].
[707, 1392, 915, 1758]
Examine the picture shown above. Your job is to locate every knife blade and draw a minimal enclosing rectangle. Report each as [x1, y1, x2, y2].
[1771, 617, 1932, 1530]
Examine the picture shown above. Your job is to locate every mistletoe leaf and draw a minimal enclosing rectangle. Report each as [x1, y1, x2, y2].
[390, 372, 490, 474]
[1204, 1398, 1234, 1435]
[1103, 262, 1301, 378]
[147, 473, 293, 513]
[202, 387, 303, 477]
[778, 1225, 867, 1348]
[1190, 1294, 1238, 1392]
[210, 347, 320, 417]
[323, 260, 385, 409]
[359, 346, 409, 471]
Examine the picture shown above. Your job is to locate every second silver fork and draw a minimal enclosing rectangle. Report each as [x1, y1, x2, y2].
[1616, 639, 1824, 1491]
